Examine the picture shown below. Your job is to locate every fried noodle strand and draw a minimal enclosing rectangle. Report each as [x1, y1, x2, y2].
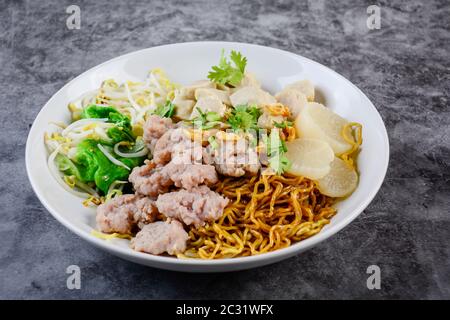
[178, 174, 337, 259]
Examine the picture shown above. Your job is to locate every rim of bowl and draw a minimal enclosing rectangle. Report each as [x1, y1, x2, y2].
[25, 41, 390, 267]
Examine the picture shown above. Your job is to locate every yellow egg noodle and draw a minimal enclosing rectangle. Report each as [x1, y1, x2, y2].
[178, 174, 333, 259]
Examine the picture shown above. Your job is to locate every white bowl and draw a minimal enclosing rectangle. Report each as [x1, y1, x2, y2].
[26, 42, 389, 272]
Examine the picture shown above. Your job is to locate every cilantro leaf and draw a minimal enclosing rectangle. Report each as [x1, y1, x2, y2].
[266, 129, 291, 174]
[227, 104, 261, 132]
[152, 100, 175, 118]
[207, 50, 247, 87]
[268, 155, 291, 175]
[230, 50, 247, 73]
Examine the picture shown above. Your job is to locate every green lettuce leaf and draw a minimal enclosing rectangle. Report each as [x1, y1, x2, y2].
[73, 139, 144, 194]
[81, 105, 134, 144]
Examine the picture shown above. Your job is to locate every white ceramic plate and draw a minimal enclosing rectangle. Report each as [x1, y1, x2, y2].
[26, 42, 389, 272]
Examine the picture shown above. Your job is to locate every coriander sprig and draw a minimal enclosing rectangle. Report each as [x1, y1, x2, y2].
[207, 50, 247, 87]
[266, 129, 291, 175]
[227, 104, 261, 133]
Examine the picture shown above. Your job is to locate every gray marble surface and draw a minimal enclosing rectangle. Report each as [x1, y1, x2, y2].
[0, 0, 449, 299]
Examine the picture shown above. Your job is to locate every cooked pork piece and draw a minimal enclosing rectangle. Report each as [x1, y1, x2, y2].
[156, 185, 229, 227]
[130, 220, 188, 255]
[204, 137, 260, 177]
[133, 198, 160, 229]
[96, 194, 158, 234]
[275, 88, 308, 118]
[229, 86, 276, 107]
[128, 161, 172, 197]
[153, 127, 189, 165]
[129, 160, 218, 196]
[152, 126, 205, 165]
[170, 135, 204, 165]
[142, 115, 174, 152]
[163, 162, 218, 190]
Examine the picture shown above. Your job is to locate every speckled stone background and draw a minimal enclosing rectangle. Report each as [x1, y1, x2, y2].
[0, 0, 449, 299]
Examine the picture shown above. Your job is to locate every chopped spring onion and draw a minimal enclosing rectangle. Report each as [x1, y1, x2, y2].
[97, 143, 131, 170]
[191, 108, 223, 130]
